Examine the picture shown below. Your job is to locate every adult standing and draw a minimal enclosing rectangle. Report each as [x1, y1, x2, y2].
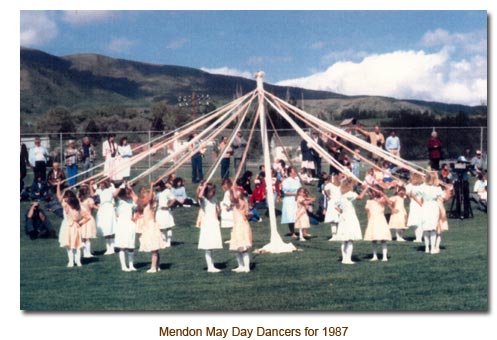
[356, 126, 385, 163]
[218, 136, 233, 179]
[312, 131, 324, 176]
[47, 162, 66, 194]
[189, 132, 204, 184]
[28, 137, 50, 181]
[326, 133, 342, 175]
[103, 133, 119, 182]
[118, 136, 133, 181]
[232, 131, 247, 175]
[64, 140, 79, 187]
[79, 136, 96, 179]
[281, 166, 302, 239]
[427, 131, 442, 170]
[300, 130, 315, 177]
[20, 143, 29, 194]
[385, 130, 401, 157]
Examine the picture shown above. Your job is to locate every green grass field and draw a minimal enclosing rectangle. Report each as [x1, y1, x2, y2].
[20, 172, 488, 311]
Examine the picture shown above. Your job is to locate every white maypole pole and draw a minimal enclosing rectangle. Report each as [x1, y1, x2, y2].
[255, 71, 296, 253]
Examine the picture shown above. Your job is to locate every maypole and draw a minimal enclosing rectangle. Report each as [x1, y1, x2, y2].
[255, 71, 296, 253]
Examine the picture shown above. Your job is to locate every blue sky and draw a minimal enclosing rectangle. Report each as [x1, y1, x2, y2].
[20, 10, 487, 105]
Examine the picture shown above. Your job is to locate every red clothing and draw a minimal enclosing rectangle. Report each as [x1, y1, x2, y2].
[250, 185, 266, 204]
[427, 137, 442, 160]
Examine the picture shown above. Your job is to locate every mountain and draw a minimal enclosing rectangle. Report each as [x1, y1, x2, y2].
[20, 47, 483, 119]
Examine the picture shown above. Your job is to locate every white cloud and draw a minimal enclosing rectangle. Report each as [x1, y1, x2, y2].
[106, 37, 135, 53]
[421, 28, 487, 54]
[62, 11, 115, 25]
[166, 38, 189, 50]
[20, 11, 58, 47]
[201, 67, 252, 79]
[321, 49, 369, 63]
[277, 49, 487, 106]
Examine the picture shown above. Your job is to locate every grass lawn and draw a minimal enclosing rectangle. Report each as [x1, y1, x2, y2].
[19, 170, 488, 311]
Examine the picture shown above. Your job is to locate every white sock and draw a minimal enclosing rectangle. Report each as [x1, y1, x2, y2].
[66, 248, 74, 267]
[341, 243, 346, 261]
[82, 241, 88, 257]
[371, 242, 378, 259]
[166, 229, 172, 247]
[430, 231, 437, 253]
[205, 250, 214, 269]
[382, 242, 388, 261]
[423, 231, 430, 252]
[415, 226, 423, 241]
[242, 252, 250, 271]
[119, 250, 128, 270]
[347, 242, 354, 262]
[435, 234, 441, 251]
[127, 250, 135, 269]
[331, 224, 337, 236]
[236, 252, 244, 268]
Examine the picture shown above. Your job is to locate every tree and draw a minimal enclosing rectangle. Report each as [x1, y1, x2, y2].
[36, 106, 75, 133]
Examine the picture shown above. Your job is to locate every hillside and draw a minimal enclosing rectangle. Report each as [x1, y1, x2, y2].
[20, 47, 483, 124]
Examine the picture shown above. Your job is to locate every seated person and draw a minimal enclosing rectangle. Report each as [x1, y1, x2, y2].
[30, 176, 49, 201]
[171, 177, 197, 207]
[47, 162, 66, 194]
[299, 168, 318, 185]
[250, 179, 268, 210]
[25, 201, 56, 239]
[471, 173, 487, 212]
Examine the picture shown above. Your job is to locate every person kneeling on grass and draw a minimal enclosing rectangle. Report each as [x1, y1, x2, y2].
[171, 177, 197, 208]
[25, 201, 56, 239]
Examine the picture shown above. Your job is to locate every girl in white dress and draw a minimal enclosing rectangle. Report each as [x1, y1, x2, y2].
[332, 179, 368, 264]
[90, 178, 116, 255]
[323, 174, 341, 241]
[406, 172, 424, 242]
[220, 178, 234, 231]
[197, 182, 223, 273]
[420, 172, 449, 254]
[113, 183, 138, 271]
[78, 186, 97, 258]
[155, 181, 176, 248]
[102, 134, 119, 181]
[117, 137, 133, 181]
[281, 166, 301, 239]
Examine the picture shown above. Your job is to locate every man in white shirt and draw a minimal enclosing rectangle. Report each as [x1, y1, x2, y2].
[28, 137, 49, 181]
[385, 130, 401, 157]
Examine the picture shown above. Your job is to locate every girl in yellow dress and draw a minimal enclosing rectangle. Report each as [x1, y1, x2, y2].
[78, 185, 97, 258]
[364, 186, 392, 262]
[388, 186, 408, 242]
[229, 185, 253, 272]
[295, 187, 315, 241]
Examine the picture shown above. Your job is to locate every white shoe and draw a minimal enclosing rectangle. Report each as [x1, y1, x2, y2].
[75, 261, 82, 267]
[67, 262, 74, 268]
[370, 256, 378, 262]
[342, 260, 355, 265]
[431, 249, 440, 254]
[104, 249, 115, 255]
[121, 266, 130, 272]
[382, 258, 388, 262]
[232, 267, 244, 272]
[128, 266, 137, 271]
[397, 237, 405, 242]
[207, 267, 221, 273]
[242, 267, 250, 272]
[146, 268, 157, 273]
[414, 239, 422, 243]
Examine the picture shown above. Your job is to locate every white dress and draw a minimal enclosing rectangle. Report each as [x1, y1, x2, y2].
[406, 183, 423, 227]
[420, 185, 443, 231]
[333, 191, 362, 241]
[114, 199, 136, 249]
[117, 144, 132, 179]
[220, 190, 234, 228]
[155, 189, 175, 230]
[198, 197, 223, 250]
[96, 187, 116, 236]
[281, 177, 301, 224]
[102, 141, 119, 180]
[324, 182, 341, 223]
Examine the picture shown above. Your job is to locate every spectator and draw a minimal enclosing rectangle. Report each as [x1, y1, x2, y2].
[427, 131, 442, 170]
[25, 201, 55, 239]
[470, 173, 487, 212]
[218, 136, 233, 179]
[232, 131, 247, 174]
[30, 176, 49, 201]
[351, 148, 361, 179]
[103, 133, 119, 181]
[79, 136, 96, 180]
[28, 137, 50, 181]
[188, 132, 204, 184]
[240, 171, 253, 196]
[47, 162, 66, 194]
[300, 131, 316, 177]
[249, 179, 267, 211]
[171, 177, 197, 207]
[117, 136, 133, 181]
[64, 140, 79, 187]
[325, 133, 343, 175]
[312, 131, 324, 175]
[471, 150, 485, 175]
[355, 126, 385, 162]
[385, 130, 401, 157]
[20, 143, 29, 194]
[439, 163, 452, 184]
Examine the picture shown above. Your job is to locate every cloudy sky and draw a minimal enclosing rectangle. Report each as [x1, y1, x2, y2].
[20, 10, 487, 105]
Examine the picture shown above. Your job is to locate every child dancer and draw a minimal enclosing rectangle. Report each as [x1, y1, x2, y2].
[220, 178, 234, 231]
[197, 182, 223, 273]
[91, 178, 116, 255]
[323, 174, 341, 241]
[155, 180, 176, 248]
[435, 184, 451, 253]
[388, 186, 408, 241]
[78, 185, 97, 258]
[136, 186, 166, 273]
[230, 185, 253, 272]
[364, 186, 392, 261]
[406, 172, 424, 243]
[57, 182, 86, 267]
[295, 187, 315, 241]
[420, 172, 446, 254]
[113, 183, 138, 271]
[332, 179, 368, 264]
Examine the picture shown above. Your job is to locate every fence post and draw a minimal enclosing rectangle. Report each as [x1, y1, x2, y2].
[60, 132, 63, 163]
[148, 130, 151, 183]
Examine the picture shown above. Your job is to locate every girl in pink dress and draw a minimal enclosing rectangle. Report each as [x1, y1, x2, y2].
[135, 186, 166, 273]
[295, 187, 315, 241]
[388, 186, 408, 242]
[78, 186, 97, 258]
[229, 185, 253, 272]
[364, 186, 392, 262]
[57, 182, 87, 267]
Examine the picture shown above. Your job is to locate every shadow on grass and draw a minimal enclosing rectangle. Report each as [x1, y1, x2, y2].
[81, 257, 99, 265]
